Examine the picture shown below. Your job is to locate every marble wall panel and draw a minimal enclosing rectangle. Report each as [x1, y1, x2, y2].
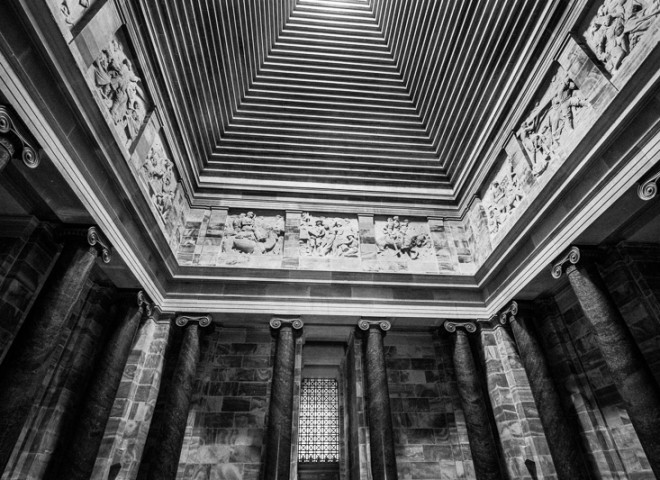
[386, 333, 475, 480]
[177, 328, 274, 480]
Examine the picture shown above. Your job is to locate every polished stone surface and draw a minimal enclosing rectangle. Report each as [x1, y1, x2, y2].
[452, 330, 503, 480]
[56, 302, 142, 480]
[0, 243, 97, 470]
[147, 323, 200, 480]
[567, 262, 660, 477]
[264, 324, 296, 480]
[364, 326, 398, 480]
[510, 312, 591, 480]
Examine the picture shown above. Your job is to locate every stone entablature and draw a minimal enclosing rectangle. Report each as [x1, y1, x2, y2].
[49, 0, 660, 275]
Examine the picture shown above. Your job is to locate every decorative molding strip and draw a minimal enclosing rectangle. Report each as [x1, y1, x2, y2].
[270, 317, 304, 330]
[499, 300, 519, 325]
[551, 245, 580, 279]
[175, 314, 212, 328]
[0, 105, 41, 168]
[86, 226, 112, 263]
[358, 319, 392, 332]
[638, 167, 660, 201]
[443, 320, 477, 333]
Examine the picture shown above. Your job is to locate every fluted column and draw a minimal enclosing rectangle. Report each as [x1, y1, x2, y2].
[264, 317, 303, 480]
[444, 321, 503, 480]
[146, 314, 210, 480]
[55, 291, 153, 480]
[358, 319, 397, 480]
[552, 246, 660, 476]
[500, 301, 591, 479]
[0, 226, 110, 470]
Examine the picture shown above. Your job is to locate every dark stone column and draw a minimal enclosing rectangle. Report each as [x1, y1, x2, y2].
[55, 291, 153, 480]
[500, 301, 591, 480]
[445, 321, 503, 480]
[553, 246, 660, 477]
[358, 319, 397, 480]
[146, 314, 210, 480]
[0, 226, 110, 470]
[264, 317, 303, 480]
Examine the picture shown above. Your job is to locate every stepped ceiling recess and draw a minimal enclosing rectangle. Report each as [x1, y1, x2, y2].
[141, 0, 555, 204]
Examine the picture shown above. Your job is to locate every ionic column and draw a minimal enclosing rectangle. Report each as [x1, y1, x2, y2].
[552, 246, 660, 476]
[56, 291, 153, 480]
[358, 319, 397, 480]
[500, 301, 591, 480]
[146, 314, 211, 480]
[264, 317, 303, 480]
[0, 105, 41, 173]
[0, 226, 111, 470]
[444, 321, 503, 480]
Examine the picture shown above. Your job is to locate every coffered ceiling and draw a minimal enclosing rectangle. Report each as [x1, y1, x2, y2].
[139, 0, 558, 204]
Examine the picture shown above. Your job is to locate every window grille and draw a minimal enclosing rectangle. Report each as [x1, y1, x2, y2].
[298, 378, 340, 462]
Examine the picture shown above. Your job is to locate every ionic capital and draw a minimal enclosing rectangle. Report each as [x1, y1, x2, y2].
[137, 290, 155, 319]
[175, 314, 212, 328]
[443, 320, 477, 334]
[638, 166, 660, 201]
[270, 317, 303, 330]
[551, 246, 581, 279]
[57, 225, 112, 263]
[358, 318, 391, 332]
[0, 105, 41, 169]
[499, 301, 519, 325]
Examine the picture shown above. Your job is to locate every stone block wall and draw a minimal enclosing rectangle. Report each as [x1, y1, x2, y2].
[176, 327, 274, 480]
[385, 332, 475, 480]
[0, 224, 61, 364]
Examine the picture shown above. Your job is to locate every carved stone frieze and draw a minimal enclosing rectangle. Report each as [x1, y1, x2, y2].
[92, 35, 148, 148]
[517, 66, 586, 176]
[59, 0, 96, 27]
[222, 211, 285, 257]
[375, 216, 433, 261]
[142, 137, 179, 220]
[299, 212, 359, 257]
[585, 0, 660, 74]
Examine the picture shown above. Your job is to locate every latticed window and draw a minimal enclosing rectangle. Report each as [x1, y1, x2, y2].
[298, 378, 340, 462]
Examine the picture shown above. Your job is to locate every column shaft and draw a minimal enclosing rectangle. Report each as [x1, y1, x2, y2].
[452, 330, 503, 480]
[567, 263, 660, 476]
[147, 323, 200, 480]
[509, 315, 591, 480]
[364, 327, 397, 480]
[56, 302, 143, 480]
[265, 325, 296, 480]
[0, 243, 97, 470]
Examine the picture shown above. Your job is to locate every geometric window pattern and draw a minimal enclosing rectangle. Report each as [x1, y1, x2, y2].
[298, 378, 339, 462]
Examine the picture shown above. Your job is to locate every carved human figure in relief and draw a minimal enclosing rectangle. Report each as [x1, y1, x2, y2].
[299, 213, 359, 257]
[484, 159, 526, 235]
[223, 212, 284, 256]
[142, 141, 177, 219]
[586, 0, 660, 73]
[93, 38, 146, 147]
[376, 217, 431, 260]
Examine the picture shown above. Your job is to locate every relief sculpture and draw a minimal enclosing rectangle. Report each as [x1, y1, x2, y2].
[299, 213, 359, 257]
[93, 37, 147, 147]
[142, 138, 178, 220]
[517, 66, 585, 177]
[375, 216, 432, 260]
[586, 0, 660, 73]
[485, 159, 527, 235]
[223, 212, 284, 256]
